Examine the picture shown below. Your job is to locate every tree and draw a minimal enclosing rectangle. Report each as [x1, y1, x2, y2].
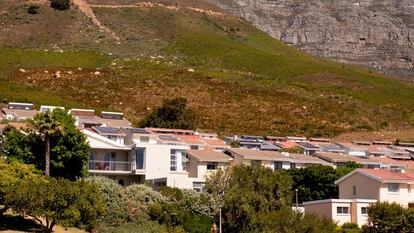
[205, 165, 292, 232]
[362, 202, 414, 233]
[288, 162, 362, 203]
[3, 109, 89, 180]
[50, 0, 70, 10]
[5, 177, 105, 233]
[0, 159, 42, 215]
[139, 98, 197, 130]
[28, 110, 64, 176]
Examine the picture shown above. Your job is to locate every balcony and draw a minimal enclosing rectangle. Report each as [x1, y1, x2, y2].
[88, 160, 132, 173]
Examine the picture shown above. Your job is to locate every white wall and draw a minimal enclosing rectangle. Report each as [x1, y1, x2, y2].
[379, 183, 414, 207]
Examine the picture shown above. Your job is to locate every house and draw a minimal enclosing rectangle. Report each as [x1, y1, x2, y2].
[286, 136, 307, 142]
[83, 129, 137, 186]
[39, 105, 65, 113]
[296, 141, 321, 155]
[223, 148, 331, 170]
[146, 128, 195, 136]
[69, 109, 102, 129]
[315, 152, 383, 169]
[92, 126, 127, 145]
[314, 142, 345, 153]
[305, 169, 414, 227]
[336, 142, 367, 157]
[99, 111, 132, 128]
[186, 149, 232, 191]
[304, 199, 376, 227]
[199, 138, 230, 151]
[124, 128, 194, 189]
[1, 102, 38, 121]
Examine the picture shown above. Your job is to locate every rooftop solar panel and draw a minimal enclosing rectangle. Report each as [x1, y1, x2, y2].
[95, 126, 122, 134]
[159, 135, 180, 141]
[297, 142, 320, 149]
[128, 128, 149, 134]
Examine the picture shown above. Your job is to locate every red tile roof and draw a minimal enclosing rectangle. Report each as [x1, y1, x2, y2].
[358, 168, 414, 182]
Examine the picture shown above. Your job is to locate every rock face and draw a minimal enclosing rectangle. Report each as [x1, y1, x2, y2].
[207, 0, 414, 79]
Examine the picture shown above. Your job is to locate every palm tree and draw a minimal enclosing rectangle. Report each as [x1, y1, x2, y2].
[28, 111, 64, 176]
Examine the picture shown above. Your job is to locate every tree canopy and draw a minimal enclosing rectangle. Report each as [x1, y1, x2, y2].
[2, 109, 89, 180]
[139, 98, 197, 130]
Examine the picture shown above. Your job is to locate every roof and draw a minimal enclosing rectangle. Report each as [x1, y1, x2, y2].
[99, 118, 132, 128]
[92, 126, 126, 136]
[146, 128, 195, 135]
[316, 143, 345, 152]
[200, 138, 228, 148]
[127, 128, 150, 134]
[260, 142, 282, 151]
[371, 157, 414, 170]
[76, 116, 103, 125]
[309, 138, 330, 143]
[69, 109, 95, 116]
[336, 142, 367, 151]
[264, 136, 287, 141]
[2, 108, 38, 119]
[297, 141, 320, 149]
[187, 149, 232, 162]
[82, 129, 130, 150]
[316, 152, 382, 165]
[335, 168, 414, 185]
[175, 135, 205, 145]
[277, 140, 298, 149]
[287, 153, 329, 165]
[225, 148, 286, 161]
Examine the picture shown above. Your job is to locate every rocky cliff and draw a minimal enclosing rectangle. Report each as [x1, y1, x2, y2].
[206, 0, 414, 79]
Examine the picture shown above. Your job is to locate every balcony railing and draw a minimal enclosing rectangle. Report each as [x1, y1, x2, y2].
[88, 160, 132, 172]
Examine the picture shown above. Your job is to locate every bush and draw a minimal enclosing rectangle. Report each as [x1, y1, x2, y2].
[27, 5, 39, 14]
[124, 184, 166, 219]
[5, 178, 105, 233]
[50, 0, 70, 10]
[86, 176, 130, 225]
[158, 186, 184, 202]
[341, 222, 361, 233]
[180, 189, 217, 218]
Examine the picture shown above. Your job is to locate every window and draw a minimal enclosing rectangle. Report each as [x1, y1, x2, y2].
[190, 145, 199, 149]
[409, 185, 412, 193]
[251, 160, 261, 167]
[353, 185, 357, 195]
[274, 162, 283, 170]
[388, 183, 400, 193]
[135, 148, 145, 170]
[290, 163, 296, 169]
[337, 206, 349, 214]
[361, 207, 368, 215]
[170, 149, 177, 171]
[207, 162, 218, 170]
[140, 136, 149, 143]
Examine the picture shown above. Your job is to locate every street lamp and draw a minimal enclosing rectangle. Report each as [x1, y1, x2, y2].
[295, 189, 299, 209]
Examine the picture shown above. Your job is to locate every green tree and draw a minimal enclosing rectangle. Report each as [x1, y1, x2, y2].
[139, 98, 197, 130]
[0, 159, 42, 215]
[5, 177, 105, 233]
[362, 202, 412, 233]
[50, 0, 70, 10]
[288, 162, 362, 203]
[3, 109, 89, 180]
[28, 110, 64, 176]
[205, 165, 292, 232]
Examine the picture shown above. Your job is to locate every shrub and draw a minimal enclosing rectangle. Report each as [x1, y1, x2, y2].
[86, 176, 130, 225]
[158, 186, 184, 202]
[124, 184, 166, 219]
[341, 222, 361, 233]
[27, 5, 39, 14]
[50, 0, 70, 10]
[180, 189, 217, 218]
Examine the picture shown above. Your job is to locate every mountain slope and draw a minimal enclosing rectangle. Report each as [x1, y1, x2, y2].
[1, 0, 414, 137]
[205, 0, 414, 79]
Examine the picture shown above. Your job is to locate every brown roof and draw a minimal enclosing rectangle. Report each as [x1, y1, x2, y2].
[100, 118, 132, 128]
[226, 148, 286, 161]
[316, 152, 382, 165]
[2, 108, 38, 119]
[287, 153, 330, 164]
[358, 169, 414, 182]
[187, 149, 232, 162]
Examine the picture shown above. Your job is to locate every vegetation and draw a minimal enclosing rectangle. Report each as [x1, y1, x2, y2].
[205, 165, 337, 232]
[362, 202, 414, 233]
[4, 177, 105, 233]
[288, 162, 362, 203]
[0, 2, 414, 136]
[139, 98, 197, 130]
[50, 0, 70, 11]
[27, 5, 39, 14]
[2, 109, 90, 180]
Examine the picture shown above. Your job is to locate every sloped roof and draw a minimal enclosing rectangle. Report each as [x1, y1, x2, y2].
[225, 148, 285, 161]
[83, 129, 130, 150]
[187, 149, 232, 162]
[316, 152, 382, 165]
[335, 168, 414, 184]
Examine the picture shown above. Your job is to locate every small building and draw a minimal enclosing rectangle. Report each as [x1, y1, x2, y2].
[69, 109, 102, 129]
[1, 102, 38, 121]
[39, 105, 65, 113]
[99, 111, 132, 128]
[336, 142, 367, 157]
[315, 152, 383, 169]
[296, 141, 321, 155]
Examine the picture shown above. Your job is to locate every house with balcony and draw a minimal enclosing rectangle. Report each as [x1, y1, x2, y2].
[92, 126, 126, 145]
[83, 129, 138, 186]
[304, 169, 414, 227]
[124, 128, 194, 189]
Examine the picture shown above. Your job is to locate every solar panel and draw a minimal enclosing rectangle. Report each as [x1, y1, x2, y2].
[297, 142, 319, 149]
[128, 128, 149, 134]
[95, 126, 121, 134]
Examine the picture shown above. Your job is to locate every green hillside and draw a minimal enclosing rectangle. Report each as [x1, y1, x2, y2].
[1, 0, 414, 137]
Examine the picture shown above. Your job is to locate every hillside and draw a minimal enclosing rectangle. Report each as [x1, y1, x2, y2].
[206, 0, 414, 80]
[1, 0, 414, 137]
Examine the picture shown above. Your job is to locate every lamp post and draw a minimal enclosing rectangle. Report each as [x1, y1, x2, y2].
[295, 189, 299, 209]
[219, 208, 222, 233]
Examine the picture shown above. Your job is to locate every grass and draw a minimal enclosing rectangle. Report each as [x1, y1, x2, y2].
[1, 2, 414, 137]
